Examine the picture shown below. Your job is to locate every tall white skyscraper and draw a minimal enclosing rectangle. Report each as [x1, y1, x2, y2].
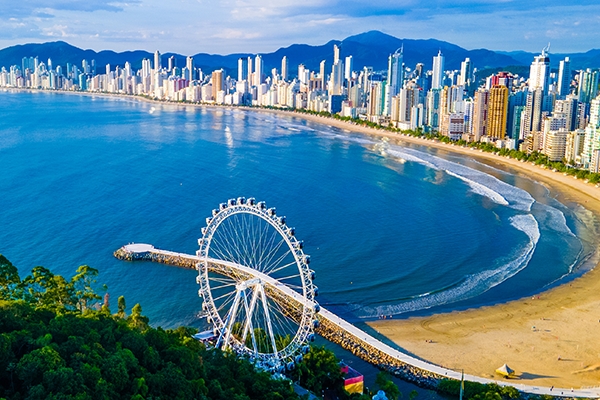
[458, 57, 472, 86]
[330, 60, 344, 96]
[344, 56, 353, 81]
[319, 60, 326, 91]
[237, 58, 246, 82]
[254, 55, 263, 87]
[383, 48, 404, 116]
[432, 50, 445, 90]
[154, 51, 161, 71]
[333, 45, 340, 64]
[247, 57, 253, 85]
[281, 56, 288, 81]
[557, 57, 571, 98]
[186, 56, 194, 81]
[529, 48, 550, 92]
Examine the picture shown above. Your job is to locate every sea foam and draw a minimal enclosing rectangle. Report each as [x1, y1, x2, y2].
[359, 214, 540, 318]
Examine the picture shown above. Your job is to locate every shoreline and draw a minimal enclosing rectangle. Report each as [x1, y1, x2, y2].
[5, 88, 600, 388]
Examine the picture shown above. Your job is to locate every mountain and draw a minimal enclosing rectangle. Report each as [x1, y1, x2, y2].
[1, 31, 599, 77]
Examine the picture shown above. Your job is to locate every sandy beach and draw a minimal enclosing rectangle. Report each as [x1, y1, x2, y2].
[9, 89, 600, 388]
[288, 112, 600, 389]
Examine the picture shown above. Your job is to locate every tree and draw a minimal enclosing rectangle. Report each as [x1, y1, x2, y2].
[71, 265, 103, 311]
[376, 371, 401, 400]
[117, 295, 126, 318]
[0, 254, 21, 300]
[128, 303, 149, 330]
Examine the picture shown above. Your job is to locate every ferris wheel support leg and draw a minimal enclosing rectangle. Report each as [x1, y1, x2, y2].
[258, 285, 279, 357]
[220, 289, 243, 350]
[242, 288, 260, 356]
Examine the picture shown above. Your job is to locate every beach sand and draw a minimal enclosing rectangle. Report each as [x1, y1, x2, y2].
[277, 117, 600, 389]
[9, 90, 600, 388]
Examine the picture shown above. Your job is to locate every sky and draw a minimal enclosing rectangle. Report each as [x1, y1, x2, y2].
[0, 0, 599, 55]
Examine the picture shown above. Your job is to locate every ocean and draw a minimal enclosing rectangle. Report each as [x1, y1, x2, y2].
[1, 90, 597, 329]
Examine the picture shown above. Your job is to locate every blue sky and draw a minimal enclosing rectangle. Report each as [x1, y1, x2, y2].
[0, 0, 598, 54]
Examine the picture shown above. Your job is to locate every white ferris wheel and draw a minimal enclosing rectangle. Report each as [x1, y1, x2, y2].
[196, 197, 320, 371]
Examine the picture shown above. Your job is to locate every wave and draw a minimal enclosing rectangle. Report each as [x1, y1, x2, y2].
[386, 145, 536, 212]
[535, 203, 576, 237]
[358, 214, 540, 318]
[445, 170, 509, 206]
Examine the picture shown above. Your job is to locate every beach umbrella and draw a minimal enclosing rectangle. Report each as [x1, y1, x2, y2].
[495, 364, 515, 378]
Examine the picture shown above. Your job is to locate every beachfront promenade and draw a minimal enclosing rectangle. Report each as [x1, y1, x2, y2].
[114, 243, 600, 398]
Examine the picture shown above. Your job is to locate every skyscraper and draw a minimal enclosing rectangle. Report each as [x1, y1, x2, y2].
[237, 58, 247, 82]
[211, 69, 223, 100]
[384, 48, 404, 115]
[154, 51, 161, 71]
[458, 58, 472, 86]
[247, 57, 253, 85]
[344, 56, 353, 81]
[319, 60, 326, 92]
[582, 95, 600, 168]
[557, 57, 571, 98]
[254, 55, 263, 87]
[281, 56, 288, 81]
[529, 48, 550, 92]
[486, 85, 509, 139]
[432, 50, 445, 90]
[578, 69, 599, 104]
[333, 45, 340, 64]
[186, 56, 194, 81]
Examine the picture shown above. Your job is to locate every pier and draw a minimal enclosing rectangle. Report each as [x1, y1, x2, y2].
[114, 243, 600, 398]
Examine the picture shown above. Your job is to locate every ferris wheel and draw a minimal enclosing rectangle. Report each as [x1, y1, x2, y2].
[196, 197, 319, 371]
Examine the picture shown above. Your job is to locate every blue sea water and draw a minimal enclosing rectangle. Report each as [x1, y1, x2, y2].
[0, 90, 598, 332]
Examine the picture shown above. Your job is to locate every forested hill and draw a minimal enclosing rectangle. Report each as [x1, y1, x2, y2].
[0, 254, 300, 399]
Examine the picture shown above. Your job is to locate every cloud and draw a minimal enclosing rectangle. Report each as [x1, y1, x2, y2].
[1, 0, 140, 20]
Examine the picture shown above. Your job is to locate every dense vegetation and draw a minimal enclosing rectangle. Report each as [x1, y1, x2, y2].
[0, 254, 408, 400]
[0, 255, 299, 399]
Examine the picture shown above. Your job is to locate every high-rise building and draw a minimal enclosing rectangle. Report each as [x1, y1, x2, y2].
[471, 89, 490, 141]
[237, 58, 247, 82]
[578, 69, 599, 104]
[333, 45, 340, 64]
[344, 56, 353, 81]
[168, 56, 176, 72]
[154, 51, 161, 71]
[582, 95, 600, 168]
[557, 57, 571, 98]
[330, 60, 344, 96]
[529, 49, 550, 92]
[458, 57, 472, 87]
[486, 85, 509, 139]
[432, 50, 445, 90]
[383, 48, 404, 116]
[319, 60, 326, 92]
[247, 57, 253, 85]
[281, 56, 288, 81]
[186, 57, 194, 81]
[211, 69, 224, 101]
[254, 55, 263, 87]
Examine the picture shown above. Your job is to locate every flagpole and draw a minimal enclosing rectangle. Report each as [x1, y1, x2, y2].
[459, 369, 464, 400]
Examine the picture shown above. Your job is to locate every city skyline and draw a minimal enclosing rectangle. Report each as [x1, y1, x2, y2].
[1, 1, 600, 55]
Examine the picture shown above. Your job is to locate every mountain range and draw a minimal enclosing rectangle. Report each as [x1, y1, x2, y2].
[1, 31, 599, 77]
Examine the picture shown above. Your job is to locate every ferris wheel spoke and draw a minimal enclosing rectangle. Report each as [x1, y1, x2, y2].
[256, 228, 281, 269]
[276, 273, 301, 282]
[258, 237, 287, 274]
[263, 251, 294, 276]
[268, 297, 298, 336]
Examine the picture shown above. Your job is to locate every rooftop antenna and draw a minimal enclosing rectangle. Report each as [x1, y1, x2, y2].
[542, 42, 551, 56]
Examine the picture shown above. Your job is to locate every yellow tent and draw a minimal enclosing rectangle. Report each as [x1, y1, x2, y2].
[495, 364, 516, 378]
